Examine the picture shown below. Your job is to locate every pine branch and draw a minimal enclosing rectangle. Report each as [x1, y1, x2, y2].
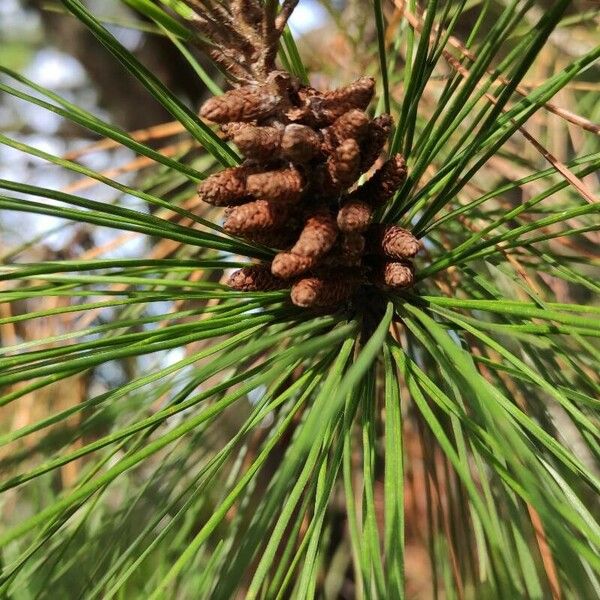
[276, 0, 300, 34]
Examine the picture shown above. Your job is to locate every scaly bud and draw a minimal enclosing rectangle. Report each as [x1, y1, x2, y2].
[228, 264, 288, 291]
[368, 225, 421, 260]
[200, 85, 283, 123]
[337, 199, 373, 233]
[223, 199, 291, 234]
[246, 167, 305, 203]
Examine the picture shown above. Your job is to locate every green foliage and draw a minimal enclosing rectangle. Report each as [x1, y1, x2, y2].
[0, 1, 598, 598]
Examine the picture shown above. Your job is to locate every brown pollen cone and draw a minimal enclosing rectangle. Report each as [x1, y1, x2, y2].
[369, 225, 421, 260]
[359, 114, 394, 172]
[305, 77, 376, 126]
[324, 138, 361, 194]
[198, 166, 252, 206]
[224, 199, 291, 234]
[230, 123, 320, 163]
[325, 233, 366, 267]
[244, 228, 299, 249]
[200, 85, 283, 123]
[187, 0, 421, 308]
[291, 272, 363, 308]
[271, 252, 317, 279]
[290, 209, 338, 258]
[246, 167, 305, 203]
[191, 12, 417, 310]
[228, 264, 287, 291]
[352, 154, 407, 208]
[373, 261, 415, 290]
[230, 124, 283, 160]
[281, 124, 321, 162]
[337, 199, 373, 233]
[325, 109, 370, 147]
[319, 77, 375, 110]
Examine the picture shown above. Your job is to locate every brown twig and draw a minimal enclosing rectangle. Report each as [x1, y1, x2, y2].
[276, 0, 300, 34]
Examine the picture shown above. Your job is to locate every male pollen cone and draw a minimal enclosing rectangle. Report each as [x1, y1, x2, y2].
[306, 77, 376, 126]
[228, 265, 287, 291]
[337, 199, 373, 233]
[320, 76, 375, 110]
[190, 1, 420, 309]
[223, 199, 290, 234]
[244, 228, 299, 249]
[200, 86, 282, 123]
[231, 124, 283, 160]
[290, 209, 338, 258]
[291, 274, 361, 308]
[353, 153, 407, 207]
[327, 109, 370, 145]
[326, 138, 361, 191]
[370, 225, 421, 260]
[198, 166, 251, 206]
[246, 167, 305, 203]
[341, 232, 366, 257]
[375, 261, 415, 289]
[359, 114, 394, 172]
[271, 252, 317, 279]
[281, 124, 321, 162]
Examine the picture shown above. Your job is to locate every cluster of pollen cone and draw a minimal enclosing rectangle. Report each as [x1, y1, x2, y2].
[197, 73, 421, 309]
